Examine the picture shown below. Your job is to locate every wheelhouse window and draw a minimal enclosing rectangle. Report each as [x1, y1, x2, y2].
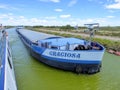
[51, 46, 58, 49]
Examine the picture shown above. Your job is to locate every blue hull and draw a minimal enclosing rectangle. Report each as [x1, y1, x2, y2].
[0, 30, 17, 90]
[16, 29, 104, 74]
[31, 49, 101, 73]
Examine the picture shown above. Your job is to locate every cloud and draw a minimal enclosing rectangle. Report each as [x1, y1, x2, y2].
[68, 0, 78, 7]
[54, 8, 63, 12]
[105, 0, 120, 9]
[0, 4, 18, 10]
[0, 13, 14, 19]
[99, 1, 104, 4]
[0, 13, 119, 26]
[50, 0, 60, 3]
[106, 15, 115, 18]
[108, 10, 115, 13]
[67, 17, 120, 26]
[39, 0, 60, 3]
[0, 13, 59, 26]
[45, 16, 57, 19]
[60, 14, 71, 18]
[0, 4, 8, 9]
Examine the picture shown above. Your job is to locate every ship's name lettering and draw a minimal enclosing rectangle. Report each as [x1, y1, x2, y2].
[49, 51, 80, 58]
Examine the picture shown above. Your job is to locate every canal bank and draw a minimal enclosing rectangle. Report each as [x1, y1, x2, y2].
[7, 28, 120, 90]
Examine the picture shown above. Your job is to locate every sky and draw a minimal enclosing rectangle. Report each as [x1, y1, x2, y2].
[0, 0, 120, 26]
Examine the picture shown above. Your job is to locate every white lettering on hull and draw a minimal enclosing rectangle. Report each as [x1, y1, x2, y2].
[42, 49, 104, 61]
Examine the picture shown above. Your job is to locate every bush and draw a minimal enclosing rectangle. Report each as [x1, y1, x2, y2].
[59, 25, 74, 31]
[29, 27, 120, 51]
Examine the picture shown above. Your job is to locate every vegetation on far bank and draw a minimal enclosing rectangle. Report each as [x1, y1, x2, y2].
[26, 26, 120, 51]
[5, 26, 14, 29]
[26, 25, 120, 38]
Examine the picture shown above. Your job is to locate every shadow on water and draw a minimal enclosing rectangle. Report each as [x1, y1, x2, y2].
[7, 28, 120, 90]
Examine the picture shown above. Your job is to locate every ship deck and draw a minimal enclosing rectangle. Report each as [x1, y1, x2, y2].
[39, 37, 85, 47]
[18, 29, 61, 42]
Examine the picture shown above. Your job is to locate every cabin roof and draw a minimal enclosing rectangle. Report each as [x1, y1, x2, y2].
[39, 37, 85, 46]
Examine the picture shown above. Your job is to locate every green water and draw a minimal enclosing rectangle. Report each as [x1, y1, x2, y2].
[8, 28, 120, 90]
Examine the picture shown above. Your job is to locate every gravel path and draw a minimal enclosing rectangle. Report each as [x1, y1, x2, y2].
[38, 29, 120, 41]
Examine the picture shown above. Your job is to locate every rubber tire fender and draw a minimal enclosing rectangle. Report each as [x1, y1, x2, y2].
[75, 65, 82, 74]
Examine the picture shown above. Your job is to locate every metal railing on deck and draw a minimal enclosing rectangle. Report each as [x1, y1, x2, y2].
[0, 30, 6, 76]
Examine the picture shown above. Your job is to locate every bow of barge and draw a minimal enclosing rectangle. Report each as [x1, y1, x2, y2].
[16, 28, 105, 74]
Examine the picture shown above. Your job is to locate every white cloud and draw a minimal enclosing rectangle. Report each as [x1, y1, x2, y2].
[105, 0, 120, 9]
[88, 0, 93, 1]
[54, 8, 63, 12]
[0, 13, 119, 26]
[8, 13, 13, 16]
[99, 1, 104, 4]
[106, 15, 115, 18]
[60, 15, 71, 18]
[0, 4, 18, 10]
[0, 13, 59, 26]
[0, 4, 8, 9]
[0, 13, 14, 19]
[19, 16, 25, 19]
[39, 0, 60, 3]
[45, 16, 57, 19]
[68, 17, 111, 26]
[68, 0, 78, 7]
[50, 0, 60, 3]
[108, 10, 115, 13]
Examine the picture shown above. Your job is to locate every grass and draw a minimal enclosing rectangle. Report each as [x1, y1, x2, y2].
[28, 25, 120, 37]
[29, 28, 120, 51]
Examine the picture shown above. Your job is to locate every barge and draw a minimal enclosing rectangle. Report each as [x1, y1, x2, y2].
[16, 25, 105, 74]
[0, 29, 17, 90]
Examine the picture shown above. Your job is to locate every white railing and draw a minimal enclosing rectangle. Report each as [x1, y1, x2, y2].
[0, 31, 6, 77]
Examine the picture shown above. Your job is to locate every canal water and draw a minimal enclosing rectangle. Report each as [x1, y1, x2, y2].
[7, 28, 120, 90]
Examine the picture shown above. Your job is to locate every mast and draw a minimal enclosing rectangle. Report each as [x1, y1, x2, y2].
[84, 23, 99, 42]
[0, 24, 2, 30]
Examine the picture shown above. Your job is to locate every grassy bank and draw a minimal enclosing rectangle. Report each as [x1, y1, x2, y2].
[26, 27, 120, 51]
[28, 25, 120, 37]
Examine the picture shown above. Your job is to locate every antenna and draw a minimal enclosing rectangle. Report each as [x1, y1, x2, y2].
[74, 24, 78, 30]
[84, 23, 99, 42]
[0, 24, 2, 30]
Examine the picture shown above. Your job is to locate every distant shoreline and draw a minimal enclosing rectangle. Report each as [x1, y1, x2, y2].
[26, 26, 120, 52]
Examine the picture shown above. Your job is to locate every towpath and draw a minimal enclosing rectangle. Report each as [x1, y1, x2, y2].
[38, 29, 120, 41]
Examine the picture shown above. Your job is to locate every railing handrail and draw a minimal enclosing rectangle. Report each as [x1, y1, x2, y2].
[0, 30, 7, 77]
